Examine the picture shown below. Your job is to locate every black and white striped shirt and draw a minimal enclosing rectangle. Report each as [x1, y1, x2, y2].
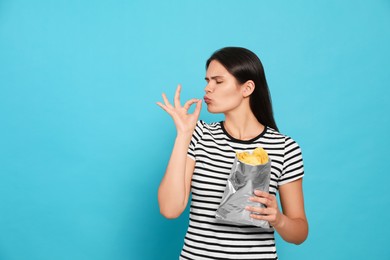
[180, 120, 305, 260]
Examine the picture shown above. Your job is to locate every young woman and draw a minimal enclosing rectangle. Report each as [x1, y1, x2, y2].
[157, 47, 308, 260]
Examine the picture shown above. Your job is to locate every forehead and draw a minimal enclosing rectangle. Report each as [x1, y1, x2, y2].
[206, 60, 231, 78]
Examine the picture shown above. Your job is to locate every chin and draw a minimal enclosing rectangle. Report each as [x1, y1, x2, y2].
[207, 107, 223, 114]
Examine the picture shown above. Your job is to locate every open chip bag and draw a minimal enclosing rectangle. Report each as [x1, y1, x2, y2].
[215, 147, 271, 228]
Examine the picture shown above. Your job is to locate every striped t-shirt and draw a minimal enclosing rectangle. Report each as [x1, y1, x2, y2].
[180, 120, 305, 260]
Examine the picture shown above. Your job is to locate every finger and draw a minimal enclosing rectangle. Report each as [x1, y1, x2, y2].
[249, 213, 266, 220]
[193, 100, 202, 118]
[246, 206, 276, 215]
[249, 196, 271, 206]
[245, 205, 265, 214]
[254, 191, 277, 205]
[183, 99, 201, 111]
[249, 213, 275, 222]
[174, 84, 182, 108]
[254, 190, 272, 199]
[162, 93, 173, 108]
[156, 102, 168, 112]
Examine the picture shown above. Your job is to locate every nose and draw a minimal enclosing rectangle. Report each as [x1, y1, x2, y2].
[204, 83, 213, 93]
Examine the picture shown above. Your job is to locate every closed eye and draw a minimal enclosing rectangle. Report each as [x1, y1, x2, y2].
[205, 76, 224, 83]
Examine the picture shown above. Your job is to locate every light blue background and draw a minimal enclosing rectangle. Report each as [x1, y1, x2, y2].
[1, 0, 389, 259]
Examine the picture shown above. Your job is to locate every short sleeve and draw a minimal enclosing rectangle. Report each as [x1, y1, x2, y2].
[187, 120, 205, 161]
[279, 136, 305, 186]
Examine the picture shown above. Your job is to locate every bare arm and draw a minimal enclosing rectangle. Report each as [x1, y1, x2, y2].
[158, 138, 195, 218]
[156, 85, 202, 218]
[246, 179, 308, 244]
[274, 179, 308, 244]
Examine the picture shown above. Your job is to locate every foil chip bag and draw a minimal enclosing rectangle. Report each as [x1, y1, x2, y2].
[215, 147, 271, 228]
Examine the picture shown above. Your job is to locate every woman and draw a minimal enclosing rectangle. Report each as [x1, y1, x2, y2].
[157, 47, 308, 260]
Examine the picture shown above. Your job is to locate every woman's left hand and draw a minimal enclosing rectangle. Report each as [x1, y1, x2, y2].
[245, 190, 284, 228]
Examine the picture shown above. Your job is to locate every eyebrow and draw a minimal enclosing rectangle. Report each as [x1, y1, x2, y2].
[205, 76, 224, 81]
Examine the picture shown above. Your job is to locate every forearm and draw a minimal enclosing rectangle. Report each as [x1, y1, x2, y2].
[273, 213, 308, 245]
[158, 134, 192, 218]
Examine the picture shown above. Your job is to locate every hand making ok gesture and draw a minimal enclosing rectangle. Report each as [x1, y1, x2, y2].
[157, 84, 202, 135]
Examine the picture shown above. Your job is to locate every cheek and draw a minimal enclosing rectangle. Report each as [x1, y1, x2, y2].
[219, 85, 241, 98]
[221, 90, 242, 105]
[206, 84, 243, 112]
[208, 92, 242, 112]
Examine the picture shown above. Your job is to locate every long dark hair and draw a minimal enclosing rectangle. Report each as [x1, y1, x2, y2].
[206, 47, 279, 131]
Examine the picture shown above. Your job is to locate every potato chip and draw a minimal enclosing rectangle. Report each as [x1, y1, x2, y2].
[236, 147, 268, 166]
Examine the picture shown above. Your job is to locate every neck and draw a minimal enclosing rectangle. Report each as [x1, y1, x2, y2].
[223, 107, 264, 141]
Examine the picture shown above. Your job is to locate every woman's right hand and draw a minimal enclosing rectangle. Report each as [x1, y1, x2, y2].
[157, 84, 202, 135]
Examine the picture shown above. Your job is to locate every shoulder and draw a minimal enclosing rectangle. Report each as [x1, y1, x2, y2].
[196, 120, 221, 132]
[265, 128, 305, 184]
[268, 128, 304, 170]
[197, 120, 220, 127]
[264, 126, 286, 139]
[264, 127, 303, 154]
[192, 120, 221, 141]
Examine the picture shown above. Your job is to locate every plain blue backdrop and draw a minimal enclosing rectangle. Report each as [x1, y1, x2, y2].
[1, 0, 389, 259]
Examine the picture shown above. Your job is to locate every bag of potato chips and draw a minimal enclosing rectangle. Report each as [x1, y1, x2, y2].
[215, 147, 271, 228]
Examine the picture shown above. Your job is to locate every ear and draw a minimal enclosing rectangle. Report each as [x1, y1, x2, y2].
[242, 80, 255, 97]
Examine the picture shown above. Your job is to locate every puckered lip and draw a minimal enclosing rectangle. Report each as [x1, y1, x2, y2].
[203, 96, 212, 104]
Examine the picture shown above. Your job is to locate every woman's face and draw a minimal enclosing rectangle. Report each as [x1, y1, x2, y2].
[204, 60, 245, 114]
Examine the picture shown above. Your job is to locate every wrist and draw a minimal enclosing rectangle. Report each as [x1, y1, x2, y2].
[273, 213, 286, 230]
[175, 132, 193, 142]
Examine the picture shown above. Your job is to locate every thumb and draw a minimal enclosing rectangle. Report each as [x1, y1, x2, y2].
[193, 100, 202, 118]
